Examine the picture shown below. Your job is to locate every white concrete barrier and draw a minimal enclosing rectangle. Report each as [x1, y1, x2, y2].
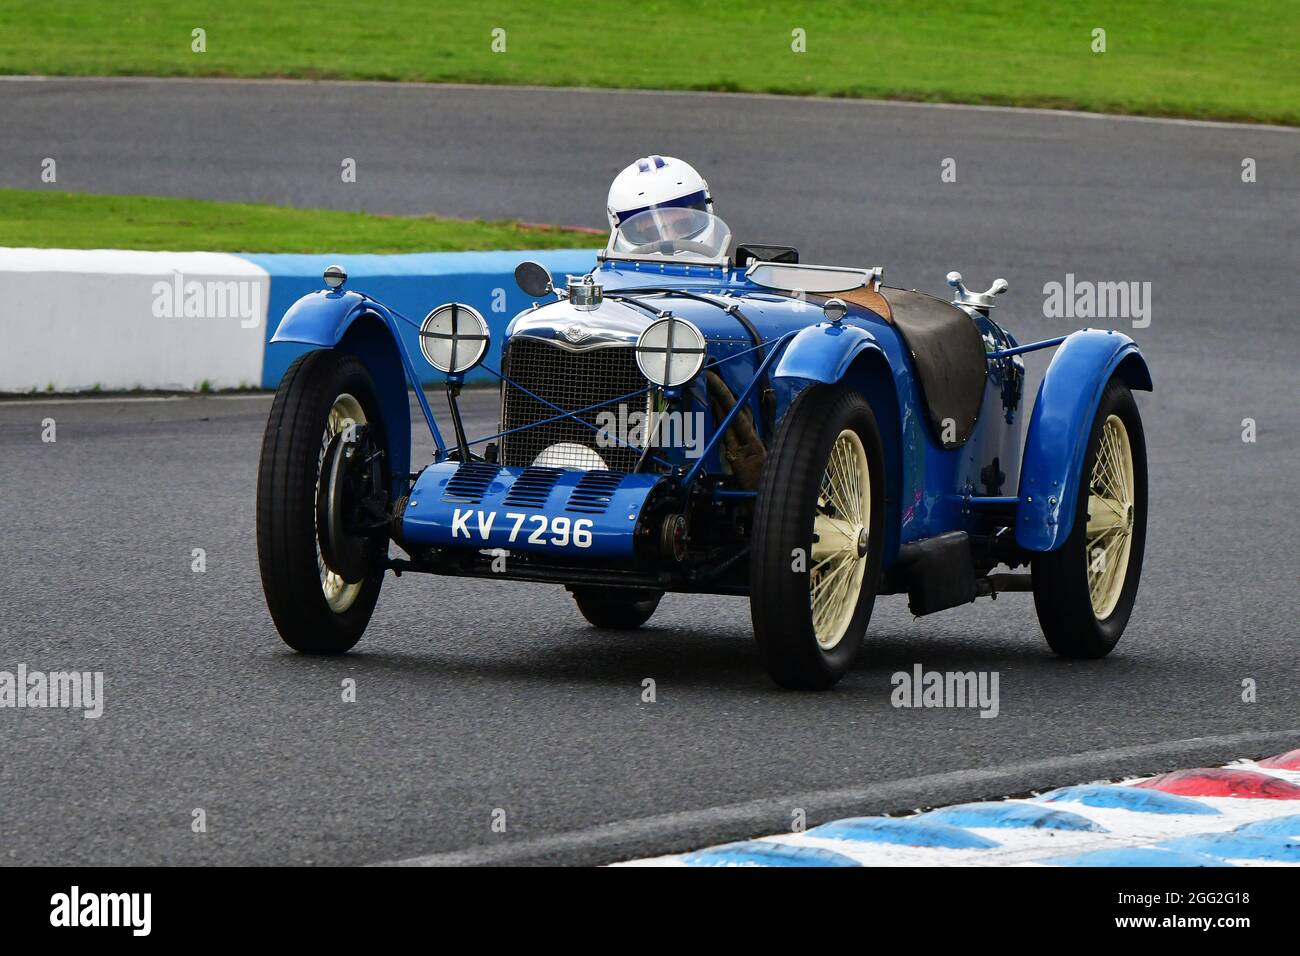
[0, 248, 270, 392]
[0, 246, 600, 392]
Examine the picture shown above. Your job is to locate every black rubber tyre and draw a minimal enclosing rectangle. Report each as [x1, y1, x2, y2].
[1032, 378, 1147, 658]
[256, 350, 389, 654]
[749, 385, 886, 690]
[571, 587, 663, 629]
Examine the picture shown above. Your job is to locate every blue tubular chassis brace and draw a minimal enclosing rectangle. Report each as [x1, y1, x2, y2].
[681, 331, 796, 487]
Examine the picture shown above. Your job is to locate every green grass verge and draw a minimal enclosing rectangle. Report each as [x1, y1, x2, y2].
[1, 1, 1297, 124]
[0, 190, 601, 253]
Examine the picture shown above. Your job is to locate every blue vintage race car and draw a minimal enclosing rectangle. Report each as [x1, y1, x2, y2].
[256, 207, 1150, 689]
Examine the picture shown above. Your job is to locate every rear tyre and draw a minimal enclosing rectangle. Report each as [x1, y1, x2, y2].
[749, 385, 885, 690]
[1031, 378, 1147, 658]
[257, 350, 390, 654]
[571, 587, 663, 629]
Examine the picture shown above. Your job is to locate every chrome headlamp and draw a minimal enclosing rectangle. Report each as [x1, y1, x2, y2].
[419, 302, 490, 374]
[635, 313, 706, 388]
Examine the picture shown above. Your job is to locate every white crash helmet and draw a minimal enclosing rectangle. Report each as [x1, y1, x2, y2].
[606, 156, 718, 252]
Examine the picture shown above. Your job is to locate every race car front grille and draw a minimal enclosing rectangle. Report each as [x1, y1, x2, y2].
[499, 338, 650, 473]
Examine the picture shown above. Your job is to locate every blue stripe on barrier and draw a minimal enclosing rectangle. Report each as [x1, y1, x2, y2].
[1045, 847, 1233, 867]
[807, 816, 999, 849]
[625, 754, 1300, 866]
[1037, 784, 1220, 815]
[681, 841, 861, 867]
[924, 802, 1105, 832]
[1232, 813, 1300, 837]
[238, 249, 599, 388]
[1158, 832, 1300, 863]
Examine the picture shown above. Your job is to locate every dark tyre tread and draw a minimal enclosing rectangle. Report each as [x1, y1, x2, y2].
[256, 350, 387, 654]
[571, 588, 663, 629]
[749, 384, 885, 690]
[1031, 378, 1147, 658]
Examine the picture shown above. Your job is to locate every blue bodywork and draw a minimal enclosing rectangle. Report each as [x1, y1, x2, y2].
[1017, 330, 1152, 550]
[402, 462, 660, 558]
[269, 255, 1151, 580]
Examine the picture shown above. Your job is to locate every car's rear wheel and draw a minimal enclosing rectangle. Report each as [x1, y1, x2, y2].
[750, 385, 885, 689]
[570, 587, 663, 629]
[1032, 378, 1147, 657]
[257, 350, 390, 654]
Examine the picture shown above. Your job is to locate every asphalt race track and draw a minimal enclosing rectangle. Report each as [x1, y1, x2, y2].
[2, 78, 1298, 865]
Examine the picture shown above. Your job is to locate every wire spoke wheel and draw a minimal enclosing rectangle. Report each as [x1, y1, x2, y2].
[750, 385, 884, 690]
[809, 430, 871, 649]
[1031, 378, 1147, 659]
[1084, 414, 1135, 619]
[316, 393, 367, 613]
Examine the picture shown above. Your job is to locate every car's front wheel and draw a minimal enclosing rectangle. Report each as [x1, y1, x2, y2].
[749, 385, 885, 689]
[256, 350, 390, 654]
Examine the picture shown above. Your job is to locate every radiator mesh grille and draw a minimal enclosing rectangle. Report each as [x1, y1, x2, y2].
[499, 338, 649, 472]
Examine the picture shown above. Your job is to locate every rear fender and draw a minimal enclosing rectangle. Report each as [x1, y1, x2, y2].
[1017, 330, 1152, 551]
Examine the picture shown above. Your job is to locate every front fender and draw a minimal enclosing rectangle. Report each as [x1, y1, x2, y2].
[1017, 330, 1152, 551]
[772, 321, 884, 384]
[271, 289, 414, 501]
[271, 289, 377, 347]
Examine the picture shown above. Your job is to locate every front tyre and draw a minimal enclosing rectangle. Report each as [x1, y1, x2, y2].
[257, 350, 390, 654]
[750, 385, 885, 690]
[1031, 378, 1148, 658]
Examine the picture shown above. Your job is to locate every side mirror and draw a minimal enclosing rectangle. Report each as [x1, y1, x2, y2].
[514, 261, 554, 298]
[822, 298, 848, 325]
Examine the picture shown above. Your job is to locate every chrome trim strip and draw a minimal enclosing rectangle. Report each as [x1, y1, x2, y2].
[508, 329, 637, 353]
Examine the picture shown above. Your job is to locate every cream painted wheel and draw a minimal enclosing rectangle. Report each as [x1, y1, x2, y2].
[1031, 378, 1147, 659]
[316, 393, 367, 613]
[811, 429, 871, 649]
[751, 385, 884, 690]
[1085, 414, 1135, 619]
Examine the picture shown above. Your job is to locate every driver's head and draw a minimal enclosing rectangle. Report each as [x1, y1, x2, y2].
[653, 206, 701, 241]
[619, 206, 704, 246]
[606, 156, 713, 239]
